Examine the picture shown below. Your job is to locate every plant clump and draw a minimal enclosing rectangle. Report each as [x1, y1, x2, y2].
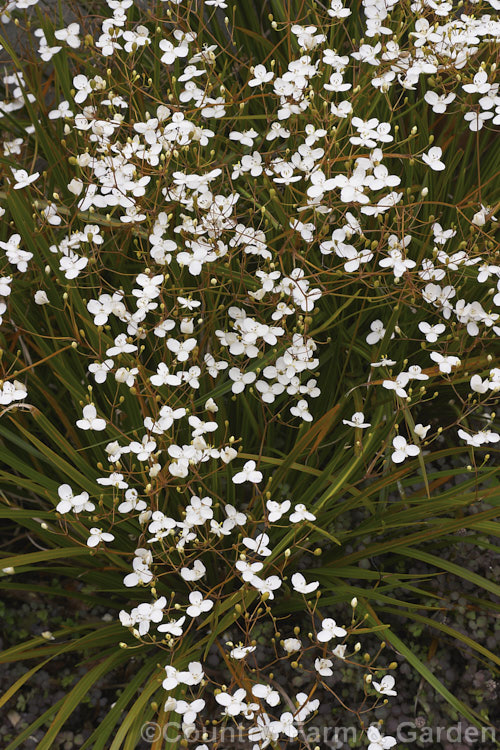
[0, 0, 499, 746]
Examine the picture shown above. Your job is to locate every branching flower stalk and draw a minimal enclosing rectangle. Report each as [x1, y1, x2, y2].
[0, 0, 499, 746]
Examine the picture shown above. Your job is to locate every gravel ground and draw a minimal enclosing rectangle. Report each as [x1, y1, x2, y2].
[2, 525, 498, 749]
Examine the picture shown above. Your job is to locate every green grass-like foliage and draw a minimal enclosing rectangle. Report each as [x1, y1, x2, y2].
[0, 0, 499, 746]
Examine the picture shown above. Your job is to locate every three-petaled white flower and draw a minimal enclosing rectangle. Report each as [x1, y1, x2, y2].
[317, 618, 347, 642]
[243, 533, 272, 557]
[56, 484, 95, 514]
[391, 436, 420, 464]
[215, 688, 247, 716]
[76, 404, 107, 431]
[158, 616, 186, 637]
[232, 460, 263, 484]
[418, 322, 446, 343]
[430, 352, 461, 374]
[367, 726, 397, 750]
[248, 64, 274, 87]
[87, 528, 114, 547]
[11, 168, 40, 189]
[289, 504, 316, 523]
[315, 657, 334, 676]
[372, 675, 397, 696]
[291, 572, 319, 595]
[186, 591, 214, 618]
[230, 645, 256, 660]
[422, 146, 445, 171]
[252, 682, 280, 706]
[343, 412, 371, 428]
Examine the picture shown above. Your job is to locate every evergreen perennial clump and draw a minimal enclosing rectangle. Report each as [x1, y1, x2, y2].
[0, 0, 499, 746]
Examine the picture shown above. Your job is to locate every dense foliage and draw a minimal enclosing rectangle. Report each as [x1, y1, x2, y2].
[0, 0, 499, 747]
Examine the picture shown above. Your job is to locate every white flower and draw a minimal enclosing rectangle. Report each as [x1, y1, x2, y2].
[205, 397, 218, 413]
[115, 367, 138, 387]
[430, 352, 461, 374]
[150, 363, 182, 388]
[278, 710, 299, 739]
[55, 23, 80, 48]
[406, 365, 429, 381]
[391, 436, 420, 464]
[382, 373, 410, 399]
[220, 446, 238, 464]
[371, 357, 397, 368]
[180, 560, 206, 582]
[291, 572, 319, 595]
[379, 248, 415, 278]
[186, 591, 214, 618]
[68, 178, 84, 195]
[422, 146, 445, 171]
[118, 489, 147, 514]
[315, 657, 333, 676]
[243, 533, 272, 557]
[157, 616, 186, 637]
[289, 504, 316, 523]
[11, 168, 40, 189]
[282, 637, 302, 653]
[470, 375, 489, 394]
[76, 404, 106, 431]
[465, 110, 494, 131]
[471, 204, 496, 227]
[176, 697, 206, 725]
[42, 196, 64, 223]
[59, 253, 88, 280]
[372, 675, 397, 696]
[215, 688, 247, 717]
[424, 91, 455, 113]
[366, 319, 386, 345]
[34, 290, 49, 305]
[87, 528, 114, 547]
[457, 429, 499, 447]
[317, 618, 347, 642]
[0, 234, 33, 272]
[106, 334, 137, 357]
[228, 367, 257, 393]
[232, 460, 263, 484]
[290, 399, 313, 422]
[123, 551, 153, 587]
[367, 726, 397, 750]
[414, 423, 430, 439]
[295, 692, 320, 721]
[97, 472, 128, 489]
[224, 504, 246, 527]
[56, 484, 94, 514]
[328, 0, 351, 18]
[462, 70, 490, 95]
[162, 666, 180, 691]
[266, 499, 291, 522]
[229, 129, 259, 147]
[0, 380, 28, 405]
[178, 660, 204, 686]
[418, 321, 445, 343]
[166, 337, 196, 361]
[250, 574, 282, 599]
[230, 645, 256, 660]
[248, 64, 274, 87]
[432, 223, 456, 245]
[343, 412, 371, 428]
[252, 683, 280, 706]
[0, 276, 12, 297]
[236, 560, 264, 581]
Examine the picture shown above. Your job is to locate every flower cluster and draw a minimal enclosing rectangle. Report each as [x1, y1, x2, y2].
[0, 0, 498, 746]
